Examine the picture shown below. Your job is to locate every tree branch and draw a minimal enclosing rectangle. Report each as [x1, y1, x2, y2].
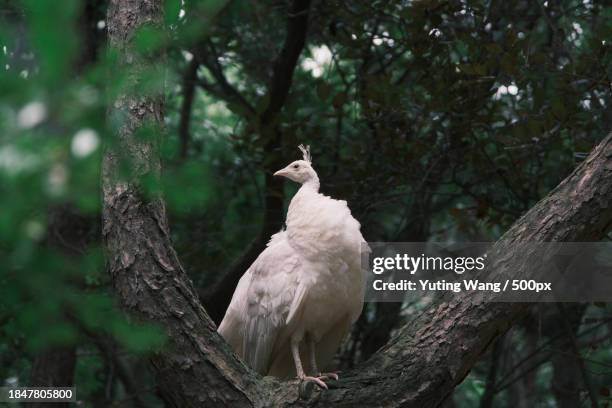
[556, 303, 598, 408]
[196, 75, 255, 117]
[259, 0, 311, 126]
[198, 40, 256, 116]
[479, 337, 503, 408]
[178, 58, 199, 159]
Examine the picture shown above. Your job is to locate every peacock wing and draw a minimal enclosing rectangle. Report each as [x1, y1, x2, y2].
[217, 267, 252, 359]
[218, 231, 299, 366]
[239, 234, 303, 374]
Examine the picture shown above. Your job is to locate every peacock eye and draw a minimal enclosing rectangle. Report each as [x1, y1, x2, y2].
[292, 164, 299, 169]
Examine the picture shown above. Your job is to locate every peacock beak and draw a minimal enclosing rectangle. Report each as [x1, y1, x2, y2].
[273, 168, 290, 177]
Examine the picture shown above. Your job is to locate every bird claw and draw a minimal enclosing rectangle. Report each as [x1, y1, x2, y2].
[318, 371, 340, 381]
[300, 375, 329, 389]
[299, 371, 340, 390]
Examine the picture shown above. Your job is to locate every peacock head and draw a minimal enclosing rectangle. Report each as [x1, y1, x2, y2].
[273, 145, 319, 186]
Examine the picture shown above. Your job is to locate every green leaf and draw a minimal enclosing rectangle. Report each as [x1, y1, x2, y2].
[134, 25, 166, 55]
[110, 319, 166, 353]
[165, 0, 182, 25]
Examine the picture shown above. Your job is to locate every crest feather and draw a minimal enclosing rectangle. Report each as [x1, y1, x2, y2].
[298, 144, 311, 163]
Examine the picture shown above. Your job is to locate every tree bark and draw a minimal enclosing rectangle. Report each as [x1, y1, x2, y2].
[102, 2, 612, 406]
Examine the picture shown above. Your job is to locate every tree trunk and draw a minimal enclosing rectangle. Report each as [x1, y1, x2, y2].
[507, 325, 538, 407]
[103, 1, 264, 406]
[102, 2, 612, 405]
[27, 346, 76, 408]
[550, 305, 587, 408]
[478, 337, 503, 408]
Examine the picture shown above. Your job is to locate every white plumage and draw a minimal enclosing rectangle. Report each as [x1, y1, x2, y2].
[218, 145, 368, 387]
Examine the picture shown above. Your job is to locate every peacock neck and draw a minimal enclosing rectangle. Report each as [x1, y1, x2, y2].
[287, 177, 320, 221]
[301, 176, 320, 192]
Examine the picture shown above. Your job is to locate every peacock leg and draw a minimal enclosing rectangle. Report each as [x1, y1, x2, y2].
[291, 337, 328, 389]
[307, 335, 339, 382]
[307, 333, 319, 374]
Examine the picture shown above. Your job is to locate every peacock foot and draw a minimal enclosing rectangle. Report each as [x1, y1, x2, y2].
[317, 371, 340, 381]
[299, 375, 329, 389]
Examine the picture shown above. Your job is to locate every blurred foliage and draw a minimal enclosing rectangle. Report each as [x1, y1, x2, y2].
[0, 0, 610, 406]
